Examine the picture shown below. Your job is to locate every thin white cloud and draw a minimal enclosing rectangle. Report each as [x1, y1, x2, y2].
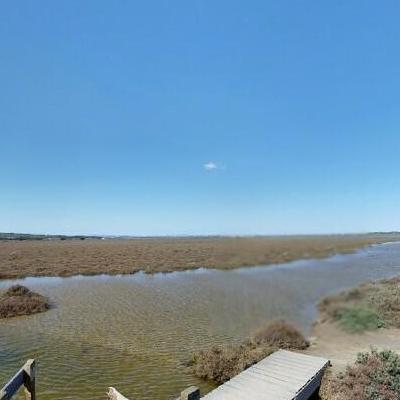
[203, 161, 218, 171]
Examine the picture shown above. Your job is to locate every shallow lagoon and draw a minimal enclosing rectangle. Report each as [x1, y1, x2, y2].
[1, 242, 400, 400]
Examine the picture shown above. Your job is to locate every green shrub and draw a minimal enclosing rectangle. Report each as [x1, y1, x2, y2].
[320, 277, 400, 333]
[336, 308, 384, 333]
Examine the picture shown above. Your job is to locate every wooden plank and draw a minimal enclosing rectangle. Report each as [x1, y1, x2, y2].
[209, 367, 295, 400]
[254, 361, 315, 380]
[212, 381, 287, 400]
[256, 358, 323, 376]
[0, 369, 24, 400]
[257, 355, 327, 374]
[224, 372, 296, 399]
[23, 359, 36, 400]
[202, 350, 330, 400]
[180, 386, 200, 400]
[251, 364, 312, 384]
[205, 383, 260, 400]
[0, 360, 36, 400]
[248, 368, 305, 390]
[264, 351, 326, 369]
[261, 350, 328, 368]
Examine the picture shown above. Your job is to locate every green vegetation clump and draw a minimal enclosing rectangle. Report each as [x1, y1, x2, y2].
[319, 277, 400, 333]
[322, 349, 400, 400]
[189, 320, 308, 384]
[335, 308, 384, 333]
[0, 285, 50, 318]
[368, 278, 400, 327]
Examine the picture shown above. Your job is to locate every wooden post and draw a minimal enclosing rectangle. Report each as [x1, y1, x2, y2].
[108, 387, 130, 400]
[23, 359, 36, 400]
[180, 386, 200, 400]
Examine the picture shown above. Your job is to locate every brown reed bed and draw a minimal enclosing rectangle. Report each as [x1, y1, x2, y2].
[0, 234, 398, 279]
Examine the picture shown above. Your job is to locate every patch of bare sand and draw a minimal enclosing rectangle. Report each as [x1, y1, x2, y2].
[304, 321, 400, 372]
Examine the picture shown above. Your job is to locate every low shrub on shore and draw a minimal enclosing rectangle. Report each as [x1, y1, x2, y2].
[319, 277, 400, 333]
[0, 285, 50, 318]
[188, 320, 308, 384]
[253, 320, 310, 349]
[335, 308, 385, 333]
[321, 349, 400, 400]
[189, 341, 274, 384]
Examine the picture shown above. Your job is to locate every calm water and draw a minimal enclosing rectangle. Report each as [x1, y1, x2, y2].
[1, 242, 400, 400]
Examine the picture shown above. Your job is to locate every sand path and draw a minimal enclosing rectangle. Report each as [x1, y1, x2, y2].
[304, 322, 400, 372]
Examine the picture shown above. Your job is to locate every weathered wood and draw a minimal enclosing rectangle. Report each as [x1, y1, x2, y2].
[0, 369, 25, 400]
[180, 386, 200, 400]
[0, 360, 36, 400]
[23, 360, 36, 400]
[201, 350, 330, 400]
[108, 387, 130, 400]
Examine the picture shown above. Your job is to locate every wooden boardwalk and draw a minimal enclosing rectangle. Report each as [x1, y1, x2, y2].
[2, 352, 329, 400]
[201, 350, 330, 400]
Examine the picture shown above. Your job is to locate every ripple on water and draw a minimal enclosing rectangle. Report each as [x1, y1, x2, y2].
[1, 242, 400, 400]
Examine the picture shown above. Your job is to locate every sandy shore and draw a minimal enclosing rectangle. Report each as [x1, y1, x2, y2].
[305, 321, 400, 373]
[305, 274, 400, 373]
[0, 234, 399, 280]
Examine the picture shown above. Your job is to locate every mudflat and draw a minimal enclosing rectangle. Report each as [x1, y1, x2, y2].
[0, 234, 399, 279]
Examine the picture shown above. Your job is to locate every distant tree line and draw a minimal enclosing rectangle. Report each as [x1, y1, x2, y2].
[0, 233, 103, 241]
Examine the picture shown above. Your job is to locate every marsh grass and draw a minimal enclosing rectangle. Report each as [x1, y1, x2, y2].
[319, 277, 400, 333]
[0, 234, 398, 279]
[0, 284, 50, 318]
[335, 308, 384, 333]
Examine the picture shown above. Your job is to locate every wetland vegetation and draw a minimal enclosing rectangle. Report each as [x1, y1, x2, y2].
[314, 277, 400, 398]
[1, 241, 400, 399]
[189, 275, 400, 398]
[319, 276, 400, 333]
[1, 233, 399, 279]
[188, 320, 309, 384]
[0, 284, 50, 318]
[321, 349, 400, 400]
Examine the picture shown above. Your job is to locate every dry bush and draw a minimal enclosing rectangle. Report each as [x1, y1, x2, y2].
[252, 320, 309, 349]
[321, 349, 400, 400]
[0, 285, 50, 318]
[189, 320, 308, 384]
[189, 342, 274, 384]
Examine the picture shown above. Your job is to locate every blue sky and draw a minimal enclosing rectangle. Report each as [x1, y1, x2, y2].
[1, 1, 399, 235]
